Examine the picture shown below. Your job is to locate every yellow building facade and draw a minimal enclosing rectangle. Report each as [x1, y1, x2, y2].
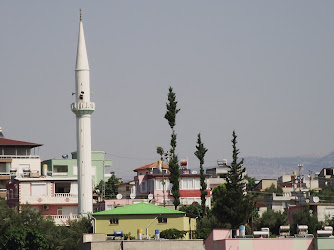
[93, 202, 196, 239]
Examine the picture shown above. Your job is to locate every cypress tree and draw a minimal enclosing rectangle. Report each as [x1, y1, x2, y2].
[213, 130, 253, 228]
[164, 87, 181, 209]
[194, 133, 208, 216]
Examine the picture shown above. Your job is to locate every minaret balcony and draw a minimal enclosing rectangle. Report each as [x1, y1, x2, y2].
[71, 102, 95, 115]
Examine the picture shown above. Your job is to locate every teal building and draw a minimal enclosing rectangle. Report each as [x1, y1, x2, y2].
[41, 151, 112, 187]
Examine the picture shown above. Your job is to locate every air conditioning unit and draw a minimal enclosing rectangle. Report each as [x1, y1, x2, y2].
[43, 205, 49, 210]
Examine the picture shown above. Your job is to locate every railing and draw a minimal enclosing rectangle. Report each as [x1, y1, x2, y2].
[0, 172, 10, 176]
[0, 189, 6, 193]
[44, 214, 79, 226]
[0, 155, 40, 159]
[54, 193, 78, 198]
[47, 214, 79, 220]
[71, 102, 95, 110]
[52, 172, 68, 176]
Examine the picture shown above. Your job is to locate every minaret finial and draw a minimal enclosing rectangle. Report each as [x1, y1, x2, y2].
[80, 9, 82, 21]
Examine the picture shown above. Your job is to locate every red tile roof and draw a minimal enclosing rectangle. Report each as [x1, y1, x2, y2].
[179, 190, 210, 198]
[134, 162, 169, 172]
[0, 138, 42, 147]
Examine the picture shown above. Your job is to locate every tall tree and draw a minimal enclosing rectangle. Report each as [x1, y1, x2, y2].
[194, 133, 208, 216]
[157, 146, 166, 207]
[95, 175, 120, 199]
[213, 131, 253, 228]
[226, 130, 245, 190]
[164, 87, 181, 209]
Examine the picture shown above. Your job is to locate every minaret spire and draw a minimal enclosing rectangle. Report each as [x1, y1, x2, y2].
[71, 12, 95, 216]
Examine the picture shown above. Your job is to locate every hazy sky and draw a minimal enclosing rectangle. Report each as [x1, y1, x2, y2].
[2, 1, 334, 180]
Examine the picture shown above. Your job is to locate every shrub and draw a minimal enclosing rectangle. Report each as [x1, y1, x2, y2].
[160, 228, 186, 239]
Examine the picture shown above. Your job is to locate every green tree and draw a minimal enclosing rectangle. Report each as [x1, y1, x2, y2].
[196, 211, 225, 239]
[291, 206, 323, 235]
[95, 175, 120, 199]
[265, 183, 283, 195]
[156, 146, 167, 207]
[179, 203, 202, 218]
[194, 133, 208, 216]
[260, 209, 288, 236]
[164, 86, 181, 209]
[212, 131, 253, 228]
[244, 174, 256, 191]
[318, 186, 334, 203]
[0, 198, 93, 250]
[160, 228, 186, 239]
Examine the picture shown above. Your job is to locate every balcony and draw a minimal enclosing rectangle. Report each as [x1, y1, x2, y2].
[45, 214, 79, 226]
[0, 155, 40, 159]
[54, 193, 78, 198]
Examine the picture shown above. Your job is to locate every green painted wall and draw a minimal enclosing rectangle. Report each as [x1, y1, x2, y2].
[314, 238, 334, 250]
[94, 214, 196, 239]
[41, 151, 112, 186]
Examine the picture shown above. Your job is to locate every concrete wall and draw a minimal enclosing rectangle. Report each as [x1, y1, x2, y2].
[80, 240, 204, 250]
[12, 158, 41, 176]
[212, 238, 313, 250]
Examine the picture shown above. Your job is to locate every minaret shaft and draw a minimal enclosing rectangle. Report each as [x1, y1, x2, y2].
[71, 16, 95, 215]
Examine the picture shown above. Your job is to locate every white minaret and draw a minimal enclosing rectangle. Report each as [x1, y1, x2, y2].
[71, 11, 95, 215]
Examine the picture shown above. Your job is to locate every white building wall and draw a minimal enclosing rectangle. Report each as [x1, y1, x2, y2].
[11, 159, 41, 177]
[19, 181, 78, 205]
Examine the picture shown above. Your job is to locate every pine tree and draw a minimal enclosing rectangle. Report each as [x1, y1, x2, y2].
[164, 87, 181, 209]
[226, 130, 245, 190]
[194, 133, 208, 216]
[213, 130, 253, 228]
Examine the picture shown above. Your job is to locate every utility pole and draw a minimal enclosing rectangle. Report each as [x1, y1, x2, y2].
[309, 170, 312, 190]
[298, 164, 303, 191]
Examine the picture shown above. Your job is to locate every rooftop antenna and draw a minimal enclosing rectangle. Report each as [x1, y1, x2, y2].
[80, 9, 82, 21]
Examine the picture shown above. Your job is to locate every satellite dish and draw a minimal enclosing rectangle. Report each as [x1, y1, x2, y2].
[148, 194, 153, 200]
[116, 194, 122, 200]
[130, 193, 135, 199]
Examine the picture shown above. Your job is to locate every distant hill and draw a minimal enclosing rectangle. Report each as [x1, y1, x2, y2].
[243, 152, 334, 180]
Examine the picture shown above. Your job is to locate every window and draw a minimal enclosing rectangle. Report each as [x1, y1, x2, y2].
[194, 178, 200, 189]
[140, 181, 147, 193]
[0, 163, 6, 173]
[53, 165, 68, 175]
[158, 217, 167, 223]
[182, 178, 194, 189]
[156, 179, 163, 190]
[55, 182, 71, 193]
[167, 180, 173, 190]
[31, 183, 47, 196]
[126, 186, 130, 192]
[148, 179, 154, 192]
[110, 218, 119, 224]
[57, 207, 62, 215]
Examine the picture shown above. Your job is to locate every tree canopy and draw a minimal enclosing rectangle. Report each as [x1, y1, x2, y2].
[194, 133, 208, 216]
[164, 86, 181, 209]
[0, 199, 92, 249]
[212, 131, 253, 228]
[95, 175, 120, 200]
